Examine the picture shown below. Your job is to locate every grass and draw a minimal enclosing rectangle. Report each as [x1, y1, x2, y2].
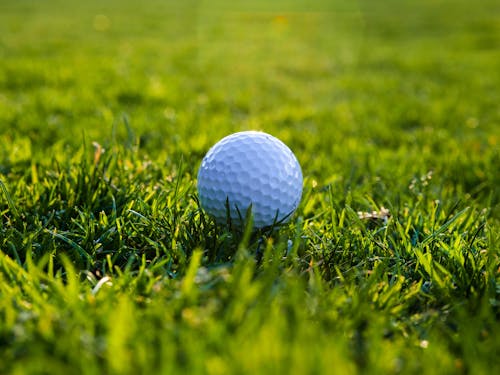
[0, 0, 499, 373]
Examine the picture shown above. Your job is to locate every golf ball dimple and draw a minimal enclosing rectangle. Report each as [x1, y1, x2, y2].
[197, 131, 303, 228]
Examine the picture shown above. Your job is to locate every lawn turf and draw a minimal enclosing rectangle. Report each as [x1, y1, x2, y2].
[0, 0, 499, 374]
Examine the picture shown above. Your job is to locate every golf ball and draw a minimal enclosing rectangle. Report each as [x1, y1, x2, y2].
[197, 131, 303, 228]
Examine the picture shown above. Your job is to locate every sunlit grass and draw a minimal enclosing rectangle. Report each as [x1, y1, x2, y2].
[0, 0, 499, 373]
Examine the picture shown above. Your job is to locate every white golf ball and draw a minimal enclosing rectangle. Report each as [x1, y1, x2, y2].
[197, 131, 303, 228]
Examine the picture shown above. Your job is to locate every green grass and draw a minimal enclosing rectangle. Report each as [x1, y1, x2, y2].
[0, 0, 499, 373]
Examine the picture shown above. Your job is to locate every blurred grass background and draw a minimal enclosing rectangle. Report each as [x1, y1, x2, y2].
[0, 0, 498, 202]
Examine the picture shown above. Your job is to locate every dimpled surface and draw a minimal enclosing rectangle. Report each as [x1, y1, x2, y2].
[197, 131, 303, 228]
